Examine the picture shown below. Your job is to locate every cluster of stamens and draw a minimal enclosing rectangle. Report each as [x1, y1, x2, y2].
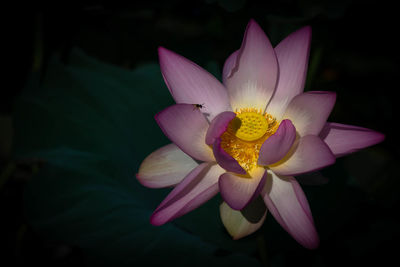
[220, 108, 279, 172]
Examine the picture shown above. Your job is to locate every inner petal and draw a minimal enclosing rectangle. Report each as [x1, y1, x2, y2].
[220, 108, 279, 172]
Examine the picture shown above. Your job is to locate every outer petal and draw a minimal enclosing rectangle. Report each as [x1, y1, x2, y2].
[220, 197, 267, 240]
[213, 138, 246, 174]
[219, 166, 267, 210]
[155, 104, 214, 162]
[258, 119, 296, 165]
[282, 91, 336, 136]
[225, 19, 278, 111]
[151, 162, 224, 226]
[266, 26, 312, 119]
[205, 111, 236, 145]
[158, 47, 231, 121]
[137, 144, 198, 188]
[262, 172, 319, 249]
[320, 122, 385, 157]
[269, 135, 335, 176]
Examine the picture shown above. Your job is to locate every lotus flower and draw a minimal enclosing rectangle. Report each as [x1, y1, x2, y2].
[136, 19, 384, 249]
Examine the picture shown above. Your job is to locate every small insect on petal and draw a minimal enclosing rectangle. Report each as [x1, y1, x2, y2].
[193, 103, 205, 110]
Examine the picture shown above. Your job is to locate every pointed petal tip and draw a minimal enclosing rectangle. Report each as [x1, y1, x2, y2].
[150, 211, 165, 226]
[158, 46, 177, 62]
[299, 25, 312, 34]
[300, 233, 320, 249]
[245, 18, 264, 34]
[157, 46, 168, 55]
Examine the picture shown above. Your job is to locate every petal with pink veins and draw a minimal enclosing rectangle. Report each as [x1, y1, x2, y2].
[137, 143, 198, 188]
[320, 122, 385, 157]
[258, 119, 296, 166]
[282, 91, 336, 136]
[266, 26, 312, 119]
[155, 104, 214, 162]
[158, 47, 231, 121]
[269, 135, 335, 176]
[225, 19, 278, 111]
[262, 172, 319, 249]
[219, 166, 267, 210]
[205, 111, 236, 145]
[220, 197, 267, 240]
[151, 162, 224, 226]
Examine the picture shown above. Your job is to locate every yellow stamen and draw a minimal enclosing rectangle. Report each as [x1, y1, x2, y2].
[220, 108, 279, 172]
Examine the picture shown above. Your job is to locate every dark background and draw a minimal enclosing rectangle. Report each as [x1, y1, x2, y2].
[1, 0, 398, 266]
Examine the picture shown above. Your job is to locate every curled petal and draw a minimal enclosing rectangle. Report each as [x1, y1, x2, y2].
[222, 50, 239, 86]
[262, 172, 319, 249]
[155, 104, 214, 162]
[219, 167, 267, 210]
[282, 91, 336, 136]
[266, 26, 312, 119]
[151, 163, 224, 226]
[258, 119, 296, 166]
[205, 111, 236, 145]
[225, 19, 278, 111]
[137, 144, 198, 188]
[320, 122, 385, 157]
[269, 135, 335, 176]
[213, 138, 246, 174]
[158, 47, 231, 121]
[220, 197, 267, 240]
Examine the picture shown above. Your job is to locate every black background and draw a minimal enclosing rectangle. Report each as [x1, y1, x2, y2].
[2, 0, 398, 266]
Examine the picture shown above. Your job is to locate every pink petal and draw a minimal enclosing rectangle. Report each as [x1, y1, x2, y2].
[219, 167, 267, 210]
[258, 119, 296, 165]
[219, 197, 267, 240]
[225, 19, 278, 111]
[155, 104, 214, 162]
[158, 47, 231, 121]
[150, 162, 224, 226]
[266, 26, 312, 119]
[205, 111, 236, 145]
[320, 122, 385, 157]
[213, 138, 246, 174]
[282, 91, 336, 136]
[137, 144, 198, 188]
[262, 172, 319, 249]
[269, 135, 335, 176]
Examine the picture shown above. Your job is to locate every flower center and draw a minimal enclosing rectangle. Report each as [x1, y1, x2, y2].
[220, 108, 279, 172]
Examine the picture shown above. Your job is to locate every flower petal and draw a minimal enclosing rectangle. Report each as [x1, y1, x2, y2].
[225, 19, 278, 111]
[262, 172, 319, 249]
[269, 135, 335, 176]
[258, 119, 296, 165]
[282, 91, 336, 136]
[137, 144, 198, 188]
[320, 122, 385, 157]
[158, 47, 231, 121]
[266, 26, 312, 119]
[205, 111, 236, 145]
[213, 138, 246, 174]
[155, 104, 214, 162]
[219, 166, 267, 210]
[151, 162, 224, 226]
[220, 197, 267, 240]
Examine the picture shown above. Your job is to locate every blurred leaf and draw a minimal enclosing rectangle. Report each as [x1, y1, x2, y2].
[14, 48, 262, 266]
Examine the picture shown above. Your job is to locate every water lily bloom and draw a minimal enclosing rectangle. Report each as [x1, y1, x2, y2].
[137, 19, 384, 249]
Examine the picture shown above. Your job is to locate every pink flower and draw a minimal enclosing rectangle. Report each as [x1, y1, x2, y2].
[136, 19, 384, 249]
